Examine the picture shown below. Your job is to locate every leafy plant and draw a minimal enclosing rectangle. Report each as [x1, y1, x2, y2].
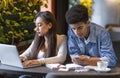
[0, 0, 47, 44]
[69, 0, 80, 8]
[80, 0, 93, 17]
[69, 0, 93, 17]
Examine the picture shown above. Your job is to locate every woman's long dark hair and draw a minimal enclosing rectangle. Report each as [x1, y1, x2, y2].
[29, 11, 57, 59]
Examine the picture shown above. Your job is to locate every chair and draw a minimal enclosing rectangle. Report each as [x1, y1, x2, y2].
[106, 24, 120, 66]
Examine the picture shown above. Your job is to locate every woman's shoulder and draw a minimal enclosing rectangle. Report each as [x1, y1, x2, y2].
[56, 34, 67, 39]
[56, 34, 67, 47]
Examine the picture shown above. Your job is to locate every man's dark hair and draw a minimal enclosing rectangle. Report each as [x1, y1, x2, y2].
[65, 4, 89, 24]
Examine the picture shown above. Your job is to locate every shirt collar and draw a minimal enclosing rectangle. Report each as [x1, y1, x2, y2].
[78, 23, 96, 44]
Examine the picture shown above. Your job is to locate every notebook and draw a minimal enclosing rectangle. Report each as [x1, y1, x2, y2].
[0, 43, 40, 68]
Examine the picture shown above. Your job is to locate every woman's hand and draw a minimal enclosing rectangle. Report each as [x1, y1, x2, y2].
[20, 56, 27, 62]
[23, 60, 41, 67]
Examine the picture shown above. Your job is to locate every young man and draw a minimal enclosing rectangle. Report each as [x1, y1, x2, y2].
[65, 4, 117, 67]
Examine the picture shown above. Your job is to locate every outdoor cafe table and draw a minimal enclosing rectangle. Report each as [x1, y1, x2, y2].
[0, 64, 120, 78]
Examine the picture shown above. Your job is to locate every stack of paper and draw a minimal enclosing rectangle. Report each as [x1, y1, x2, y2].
[66, 63, 83, 70]
[46, 63, 66, 70]
[46, 63, 86, 72]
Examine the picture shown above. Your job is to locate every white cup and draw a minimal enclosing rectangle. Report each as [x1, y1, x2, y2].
[97, 61, 108, 70]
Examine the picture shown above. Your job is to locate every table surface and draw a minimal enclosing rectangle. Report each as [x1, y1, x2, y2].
[0, 64, 120, 77]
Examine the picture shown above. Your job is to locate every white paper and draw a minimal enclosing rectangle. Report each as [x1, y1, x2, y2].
[45, 63, 66, 69]
[65, 63, 83, 70]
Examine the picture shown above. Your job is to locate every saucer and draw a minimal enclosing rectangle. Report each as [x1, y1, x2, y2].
[94, 68, 111, 72]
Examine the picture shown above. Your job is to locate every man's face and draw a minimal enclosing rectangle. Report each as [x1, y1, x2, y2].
[69, 21, 90, 38]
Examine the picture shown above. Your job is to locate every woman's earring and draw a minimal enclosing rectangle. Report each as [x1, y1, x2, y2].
[34, 27, 37, 31]
[48, 23, 52, 29]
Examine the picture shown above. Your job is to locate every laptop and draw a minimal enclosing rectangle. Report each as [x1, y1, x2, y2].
[0, 43, 40, 68]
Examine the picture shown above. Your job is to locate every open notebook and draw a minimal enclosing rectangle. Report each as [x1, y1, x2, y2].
[0, 43, 40, 68]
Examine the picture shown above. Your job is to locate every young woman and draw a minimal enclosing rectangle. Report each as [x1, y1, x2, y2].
[19, 11, 67, 78]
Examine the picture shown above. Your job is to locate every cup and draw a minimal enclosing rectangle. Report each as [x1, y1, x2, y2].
[97, 61, 108, 70]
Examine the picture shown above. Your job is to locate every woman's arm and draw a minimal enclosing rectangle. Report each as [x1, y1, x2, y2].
[20, 41, 34, 60]
[37, 35, 67, 64]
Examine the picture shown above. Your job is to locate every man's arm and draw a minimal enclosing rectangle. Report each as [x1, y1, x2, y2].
[67, 27, 81, 58]
[72, 55, 101, 66]
[99, 30, 117, 66]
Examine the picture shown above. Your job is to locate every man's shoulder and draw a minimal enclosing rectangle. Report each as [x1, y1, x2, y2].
[90, 22, 110, 40]
[67, 27, 76, 37]
[91, 22, 104, 28]
[91, 22, 106, 32]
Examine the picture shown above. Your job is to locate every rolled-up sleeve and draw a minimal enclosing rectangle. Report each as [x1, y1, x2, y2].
[99, 30, 117, 66]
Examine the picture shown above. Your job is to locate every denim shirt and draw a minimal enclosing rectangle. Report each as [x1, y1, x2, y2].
[67, 22, 117, 67]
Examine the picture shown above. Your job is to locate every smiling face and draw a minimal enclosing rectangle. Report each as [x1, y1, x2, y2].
[34, 17, 52, 36]
[69, 21, 90, 39]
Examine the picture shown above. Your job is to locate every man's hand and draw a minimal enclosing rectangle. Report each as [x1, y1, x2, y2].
[72, 55, 101, 66]
[72, 55, 89, 66]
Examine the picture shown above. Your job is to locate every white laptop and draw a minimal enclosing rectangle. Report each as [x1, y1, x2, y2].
[0, 43, 40, 68]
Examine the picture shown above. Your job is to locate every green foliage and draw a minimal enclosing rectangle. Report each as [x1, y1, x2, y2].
[69, 0, 80, 8]
[69, 0, 93, 17]
[80, 0, 93, 17]
[0, 0, 47, 44]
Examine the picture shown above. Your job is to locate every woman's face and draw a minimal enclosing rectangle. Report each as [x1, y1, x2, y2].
[34, 17, 52, 36]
